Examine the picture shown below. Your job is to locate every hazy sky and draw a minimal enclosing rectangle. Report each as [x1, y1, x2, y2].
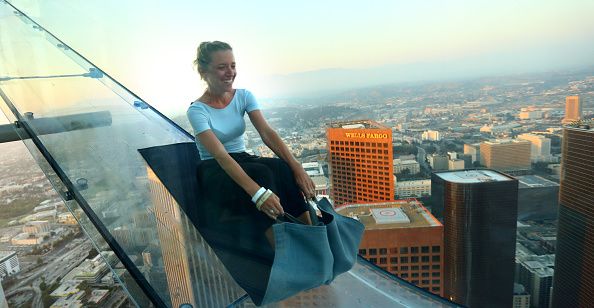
[3, 0, 594, 116]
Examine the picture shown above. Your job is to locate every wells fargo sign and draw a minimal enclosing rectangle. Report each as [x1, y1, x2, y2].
[344, 132, 389, 139]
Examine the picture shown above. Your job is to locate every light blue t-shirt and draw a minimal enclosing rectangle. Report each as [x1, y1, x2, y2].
[187, 89, 261, 160]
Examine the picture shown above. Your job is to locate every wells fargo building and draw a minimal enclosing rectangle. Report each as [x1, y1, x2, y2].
[327, 120, 394, 206]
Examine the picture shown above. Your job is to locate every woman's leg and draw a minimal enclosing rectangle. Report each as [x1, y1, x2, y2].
[242, 157, 310, 219]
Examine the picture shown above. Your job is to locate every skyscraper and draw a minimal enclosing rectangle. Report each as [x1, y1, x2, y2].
[562, 95, 582, 124]
[432, 170, 518, 307]
[552, 122, 594, 307]
[480, 139, 531, 172]
[336, 199, 444, 296]
[146, 166, 243, 308]
[327, 120, 394, 205]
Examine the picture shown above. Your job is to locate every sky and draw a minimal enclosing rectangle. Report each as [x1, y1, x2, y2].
[2, 0, 594, 117]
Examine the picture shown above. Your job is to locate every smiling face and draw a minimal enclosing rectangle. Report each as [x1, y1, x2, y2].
[201, 50, 236, 93]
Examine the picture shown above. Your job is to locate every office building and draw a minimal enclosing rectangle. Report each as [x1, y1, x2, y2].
[463, 143, 480, 163]
[513, 284, 531, 308]
[63, 252, 115, 283]
[327, 120, 394, 205]
[519, 109, 543, 120]
[459, 154, 473, 169]
[480, 123, 521, 135]
[517, 254, 554, 308]
[422, 130, 441, 141]
[395, 179, 431, 198]
[0, 251, 20, 278]
[302, 162, 324, 176]
[310, 176, 329, 196]
[480, 139, 531, 172]
[516, 175, 559, 220]
[146, 167, 243, 308]
[337, 200, 444, 296]
[552, 122, 594, 307]
[10, 233, 43, 245]
[57, 212, 78, 225]
[393, 158, 420, 174]
[428, 154, 448, 171]
[22, 220, 50, 234]
[447, 159, 464, 170]
[432, 170, 518, 307]
[562, 96, 581, 124]
[517, 133, 552, 162]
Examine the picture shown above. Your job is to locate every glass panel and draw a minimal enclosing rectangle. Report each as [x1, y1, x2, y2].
[0, 2, 244, 306]
[240, 259, 457, 307]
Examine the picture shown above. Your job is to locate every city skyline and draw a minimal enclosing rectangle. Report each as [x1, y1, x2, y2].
[4, 1, 594, 115]
[3, 0, 594, 306]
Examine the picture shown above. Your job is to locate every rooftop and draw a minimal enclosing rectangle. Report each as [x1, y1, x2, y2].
[516, 175, 559, 188]
[0, 250, 16, 261]
[311, 176, 328, 186]
[335, 199, 442, 230]
[565, 119, 594, 131]
[435, 169, 514, 183]
[483, 139, 530, 145]
[328, 120, 388, 129]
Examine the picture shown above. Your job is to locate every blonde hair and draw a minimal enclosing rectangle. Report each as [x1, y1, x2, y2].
[194, 41, 232, 79]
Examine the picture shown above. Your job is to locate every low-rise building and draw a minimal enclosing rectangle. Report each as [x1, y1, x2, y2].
[57, 212, 78, 225]
[311, 176, 329, 196]
[463, 143, 480, 163]
[517, 133, 552, 163]
[10, 233, 44, 245]
[516, 252, 555, 308]
[393, 159, 420, 174]
[23, 220, 50, 234]
[428, 154, 448, 171]
[0, 251, 20, 278]
[50, 291, 84, 308]
[337, 199, 444, 296]
[421, 130, 441, 141]
[302, 162, 324, 176]
[395, 179, 431, 198]
[513, 283, 531, 308]
[448, 159, 465, 171]
[63, 252, 116, 283]
[50, 280, 81, 298]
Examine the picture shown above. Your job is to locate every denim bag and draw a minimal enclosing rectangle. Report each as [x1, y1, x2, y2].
[257, 197, 364, 306]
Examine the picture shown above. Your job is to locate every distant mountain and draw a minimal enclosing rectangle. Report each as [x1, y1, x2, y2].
[260, 44, 594, 100]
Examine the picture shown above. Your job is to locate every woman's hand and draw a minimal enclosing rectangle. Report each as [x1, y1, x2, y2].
[293, 168, 316, 199]
[258, 191, 285, 219]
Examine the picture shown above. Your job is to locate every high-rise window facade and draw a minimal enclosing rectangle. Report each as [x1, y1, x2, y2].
[432, 170, 518, 307]
[480, 140, 531, 172]
[552, 123, 594, 307]
[327, 120, 394, 205]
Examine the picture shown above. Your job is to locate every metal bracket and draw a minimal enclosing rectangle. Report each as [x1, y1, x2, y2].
[61, 190, 74, 201]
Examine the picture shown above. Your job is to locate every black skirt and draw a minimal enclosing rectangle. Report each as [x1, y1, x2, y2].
[195, 153, 310, 298]
[196, 152, 309, 252]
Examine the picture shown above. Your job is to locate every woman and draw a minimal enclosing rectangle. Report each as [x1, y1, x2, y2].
[187, 41, 316, 250]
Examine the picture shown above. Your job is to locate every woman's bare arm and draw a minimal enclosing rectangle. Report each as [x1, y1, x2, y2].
[197, 130, 284, 217]
[248, 110, 316, 198]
